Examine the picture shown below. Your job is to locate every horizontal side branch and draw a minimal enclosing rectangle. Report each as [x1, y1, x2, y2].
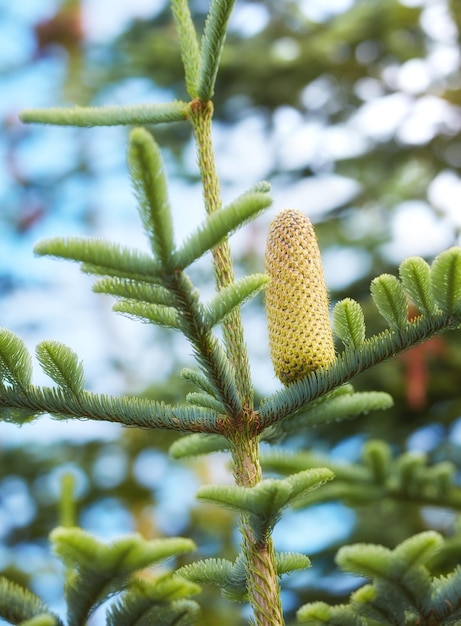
[0, 385, 223, 433]
[259, 313, 461, 429]
[20, 101, 189, 127]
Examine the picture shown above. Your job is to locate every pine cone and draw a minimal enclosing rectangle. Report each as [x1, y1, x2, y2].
[265, 209, 335, 385]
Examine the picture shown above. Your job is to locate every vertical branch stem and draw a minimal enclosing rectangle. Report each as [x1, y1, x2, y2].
[230, 424, 285, 626]
[188, 98, 285, 625]
[188, 98, 253, 410]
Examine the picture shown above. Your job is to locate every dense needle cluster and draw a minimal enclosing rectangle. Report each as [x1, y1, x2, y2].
[265, 209, 336, 385]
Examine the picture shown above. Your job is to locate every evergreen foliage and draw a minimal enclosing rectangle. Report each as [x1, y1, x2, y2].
[170, 386, 394, 457]
[0, 528, 199, 626]
[262, 440, 461, 510]
[128, 128, 175, 268]
[297, 532, 461, 625]
[203, 273, 269, 329]
[431, 248, 461, 316]
[51, 528, 198, 626]
[173, 188, 272, 270]
[177, 551, 311, 603]
[333, 299, 366, 350]
[398, 258, 438, 317]
[2, 0, 461, 624]
[34, 237, 162, 282]
[0, 577, 62, 626]
[370, 274, 409, 331]
[20, 102, 189, 127]
[170, 0, 200, 97]
[35, 341, 85, 395]
[197, 469, 334, 544]
[197, 0, 236, 99]
[0, 329, 33, 389]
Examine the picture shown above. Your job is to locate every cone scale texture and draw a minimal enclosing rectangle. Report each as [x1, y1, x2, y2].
[265, 209, 335, 385]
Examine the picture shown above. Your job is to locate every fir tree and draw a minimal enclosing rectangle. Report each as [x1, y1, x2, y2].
[2, 1, 461, 625]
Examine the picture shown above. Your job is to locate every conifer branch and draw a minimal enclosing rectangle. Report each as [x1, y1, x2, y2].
[33, 125, 270, 417]
[0, 328, 33, 389]
[370, 274, 409, 330]
[51, 527, 197, 626]
[92, 277, 175, 306]
[53, 528, 196, 574]
[36, 341, 85, 395]
[225, 434, 285, 625]
[113, 300, 182, 329]
[33, 235, 246, 418]
[298, 532, 461, 625]
[20, 101, 189, 127]
[159, 271, 243, 416]
[262, 440, 461, 511]
[0, 578, 62, 626]
[177, 556, 246, 602]
[263, 388, 393, 444]
[258, 311, 461, 430]
[197, 0, 236, 100]
[197, 468, 334, 545]
[262, 244, 461, 431]
[177, 551, 311, 603]
[180, 367, 219, 396]
[171, 0, 201, 97]
[34, 237, 162, 282]
[170, 386, 393, 458]
[431, 246, 461, 314]
[276, 552, 312, 577]
[297, 602, 363, 625]
[399, 256, 438, 315]
[9, 0, 461, 623]
[186, 391, 226, 412]
[169, 432, 228, 459]
[203, 274, 269, 329]
[173, 191, 271, 270]
[108, 595, 200, 626]
[333, 298, 366, 350]
[188, 99, 255, 409]
[0, 383, 223, 433]
[128, 128, 175, 268]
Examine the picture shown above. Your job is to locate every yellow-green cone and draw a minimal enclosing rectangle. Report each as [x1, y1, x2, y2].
[265, 209, 335, 385]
